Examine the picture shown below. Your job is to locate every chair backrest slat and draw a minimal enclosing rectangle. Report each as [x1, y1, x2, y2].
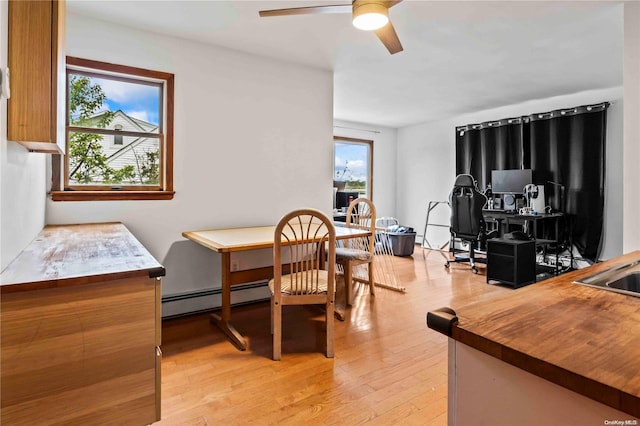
[345, 198, 376, 253]
[274, 209, 336, 296]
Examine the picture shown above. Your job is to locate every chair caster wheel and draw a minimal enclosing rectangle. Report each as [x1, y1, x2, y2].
[444, 262, 450, 269]
[472, 266, 478, 274]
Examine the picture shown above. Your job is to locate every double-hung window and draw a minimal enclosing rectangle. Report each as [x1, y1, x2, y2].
[52, 57, 174, 201]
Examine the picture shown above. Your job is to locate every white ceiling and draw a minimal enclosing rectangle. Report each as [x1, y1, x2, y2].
[66, 1, 623, 128]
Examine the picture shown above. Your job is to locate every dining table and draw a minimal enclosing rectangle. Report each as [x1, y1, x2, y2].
[182, 224, 371, 350]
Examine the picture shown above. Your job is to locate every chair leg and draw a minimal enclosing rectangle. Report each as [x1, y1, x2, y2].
[447, 238, 481, 273]
[326, 299, 334, 358]
[273, 300, 281, 361]
[270, 295, 274, 335]
[469, 245, 478, 274]
[367, 261, 375, 296]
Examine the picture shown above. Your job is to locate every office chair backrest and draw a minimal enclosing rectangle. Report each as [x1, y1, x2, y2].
[450, 174, 487, 240]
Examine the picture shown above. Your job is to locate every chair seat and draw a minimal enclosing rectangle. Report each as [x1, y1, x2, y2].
[269, 270, 330, 295]
[335, 247, 373, 262]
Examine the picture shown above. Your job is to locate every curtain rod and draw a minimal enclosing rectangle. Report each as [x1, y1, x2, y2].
[456, 101, 610, 132]
[333, 125, 381, 134]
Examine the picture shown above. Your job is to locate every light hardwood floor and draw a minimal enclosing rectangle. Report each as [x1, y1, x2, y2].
[157, 248, 508, 425]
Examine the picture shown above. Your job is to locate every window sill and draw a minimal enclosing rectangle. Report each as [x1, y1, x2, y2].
[50, 191, 175, 201]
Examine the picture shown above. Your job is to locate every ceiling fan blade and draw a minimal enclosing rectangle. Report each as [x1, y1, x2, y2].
[259, 4, 351, 17]
[375, 21, 403, 54]
[383, 0, 403, 8]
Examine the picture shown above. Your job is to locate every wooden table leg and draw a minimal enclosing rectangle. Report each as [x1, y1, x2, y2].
[209, 252, 247, 350]
[210, 313, 247, 351]
[334, 273, 347, 321]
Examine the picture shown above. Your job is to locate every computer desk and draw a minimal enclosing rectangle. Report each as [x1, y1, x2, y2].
[483, 210, 564, 237]
[482, 210, 569, 274]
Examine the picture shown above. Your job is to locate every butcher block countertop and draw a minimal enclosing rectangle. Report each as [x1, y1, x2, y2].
[438, 251, 640, 417]
[0, 222, 165, 293]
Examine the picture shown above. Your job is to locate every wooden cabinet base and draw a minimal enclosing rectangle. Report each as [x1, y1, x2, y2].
[1, 275, 160, 424]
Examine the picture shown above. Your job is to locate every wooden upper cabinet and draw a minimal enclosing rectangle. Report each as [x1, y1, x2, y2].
[7, 0, 65, 154]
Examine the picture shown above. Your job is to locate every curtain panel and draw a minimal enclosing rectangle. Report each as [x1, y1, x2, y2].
[455, 102, 609, 261]
[456, 117, 525, 191]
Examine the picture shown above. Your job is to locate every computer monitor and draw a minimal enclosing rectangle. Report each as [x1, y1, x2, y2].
[491, 169, 533, 195]
[335, 191, 359, 210]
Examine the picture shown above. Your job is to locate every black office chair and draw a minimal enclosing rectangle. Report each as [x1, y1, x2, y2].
[445, 174, 496, 274]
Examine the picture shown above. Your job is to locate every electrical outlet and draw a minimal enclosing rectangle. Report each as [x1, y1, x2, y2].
[231, 259, 239, 272]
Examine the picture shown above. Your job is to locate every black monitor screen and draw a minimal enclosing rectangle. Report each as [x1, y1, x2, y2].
[491, 169, 532, 194]
[335, 191, 360, 210]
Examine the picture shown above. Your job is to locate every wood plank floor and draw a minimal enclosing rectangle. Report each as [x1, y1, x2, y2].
[156, 249, 509, 425]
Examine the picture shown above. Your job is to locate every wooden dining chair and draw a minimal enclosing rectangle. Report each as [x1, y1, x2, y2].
[269, 208, 336, 361]
[337, 197, 376, 306]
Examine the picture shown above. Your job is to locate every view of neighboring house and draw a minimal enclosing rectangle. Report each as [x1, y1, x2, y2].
[74, 110, 160, 185]
[100, 110, 158, 171]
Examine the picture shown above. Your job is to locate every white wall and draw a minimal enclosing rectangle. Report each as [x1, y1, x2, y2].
[397, 87, 624, 260]
[333, 120, 397, 220]
[45, 14, 333, 315]
[0, 1, 47, 271]
[623, 1, 640, 252]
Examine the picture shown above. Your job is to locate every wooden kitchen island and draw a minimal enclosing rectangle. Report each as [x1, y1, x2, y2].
[0, 223, 164, 425]
[428, 251, 640, 424]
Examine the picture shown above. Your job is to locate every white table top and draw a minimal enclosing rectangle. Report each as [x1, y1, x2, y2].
[183, 225, 370, 253]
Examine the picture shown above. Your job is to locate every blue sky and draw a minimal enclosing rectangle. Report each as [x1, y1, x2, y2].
[334, 142, 369, 181]
[92, 76, 160, 125]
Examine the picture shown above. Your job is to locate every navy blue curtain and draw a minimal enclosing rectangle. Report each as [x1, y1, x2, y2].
[455, 103, 608, 261]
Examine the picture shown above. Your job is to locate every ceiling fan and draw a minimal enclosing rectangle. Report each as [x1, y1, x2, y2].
[258, 1, 404, 55]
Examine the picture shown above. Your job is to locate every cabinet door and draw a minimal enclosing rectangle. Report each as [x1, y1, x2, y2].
[1, 276, 158, 424]
[156, 277, 162, 346]
[7, 0, 65, 153]
[156, 346, 162, 421]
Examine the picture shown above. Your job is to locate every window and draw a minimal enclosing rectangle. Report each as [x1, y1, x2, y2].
[333, 136, 373, 199]
[51, 57, 174, 201]
[113, 124, 123, 145]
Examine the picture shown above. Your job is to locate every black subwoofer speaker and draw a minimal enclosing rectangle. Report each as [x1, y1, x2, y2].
[486, 239, 536, 288]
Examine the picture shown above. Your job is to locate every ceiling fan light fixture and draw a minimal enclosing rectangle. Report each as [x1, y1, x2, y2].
[352, 2, 389, 31]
